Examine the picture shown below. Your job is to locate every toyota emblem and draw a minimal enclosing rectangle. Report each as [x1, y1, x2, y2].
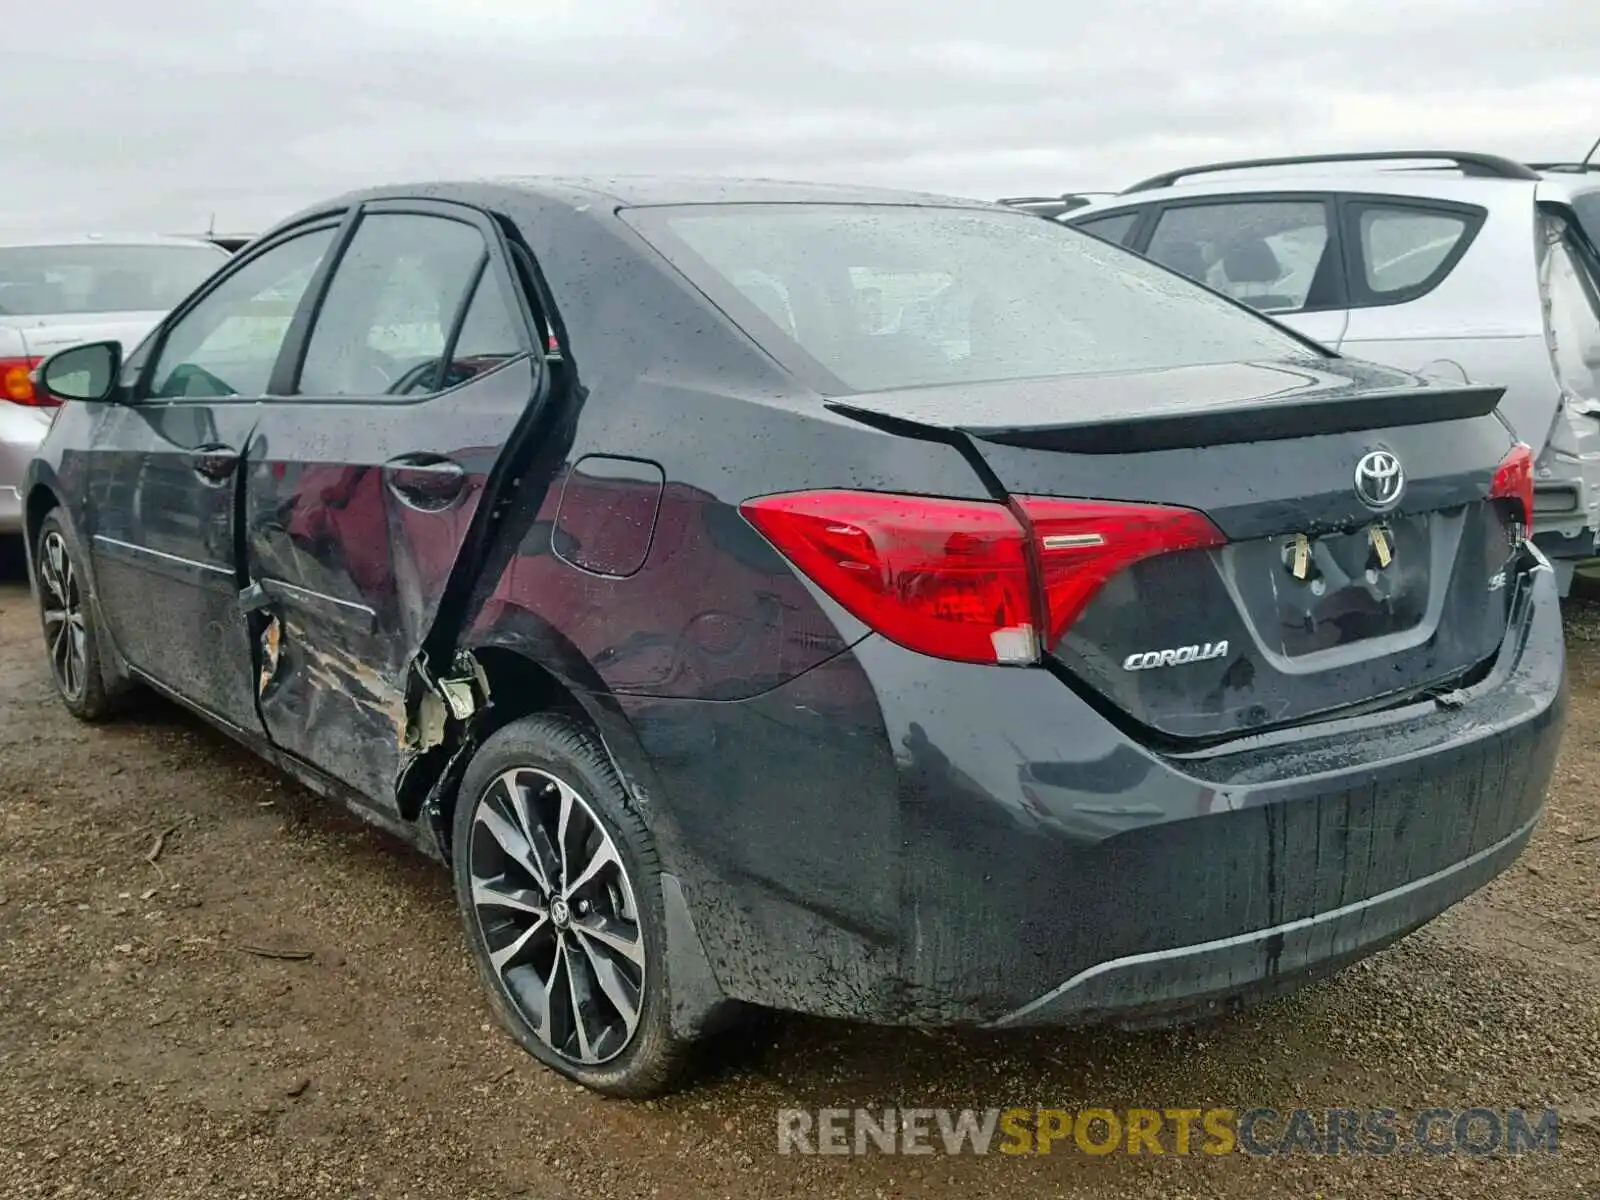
[1354, 449, 1404, 511]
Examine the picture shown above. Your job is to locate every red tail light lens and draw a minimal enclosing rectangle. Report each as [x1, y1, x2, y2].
[740, 490, 1225, 665]
[740, 491, 1038, 664]
[1016, 496, 1227, 648]
[1489, 442, 1534, 530]
[1, 357, 50, 407]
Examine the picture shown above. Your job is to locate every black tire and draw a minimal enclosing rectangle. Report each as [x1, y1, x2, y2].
[451, 713, 692, 1098]
[34, 510, 115, 722]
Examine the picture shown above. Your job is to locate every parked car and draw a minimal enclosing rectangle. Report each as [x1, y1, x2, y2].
[23, 178, 1564, 1097]
[1054, 150, 1600, 592]
[1, 234, 232, 535]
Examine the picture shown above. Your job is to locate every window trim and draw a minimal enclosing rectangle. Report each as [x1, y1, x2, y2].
[279, 198, 538, 406]
[1337, 193, 1487, 310]
[132, 213, 352, 406]
[1130, 191, 1350, 315]
[1067, 208, 1144, 247]
[426, 253, 492, 393]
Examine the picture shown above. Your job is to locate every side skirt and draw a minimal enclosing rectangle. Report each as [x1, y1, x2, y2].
[127, 666, 444, 861]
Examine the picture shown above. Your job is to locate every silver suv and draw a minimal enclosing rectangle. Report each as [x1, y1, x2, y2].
[1054, 151, 1600, 591]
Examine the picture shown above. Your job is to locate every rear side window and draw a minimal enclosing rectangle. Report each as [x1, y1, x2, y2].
[430, 273, 528, 392]
[1356, 205, 1473, 296]
[298, 213, 486, 398]
[624, 204, 1316, 395]
[1069, 211, 1139, 246]
[1144, 200, 1332, 314]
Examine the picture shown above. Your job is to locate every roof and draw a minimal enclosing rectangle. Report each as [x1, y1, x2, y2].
[500, 174, 995, 209]
[1532, 169, 1600, 203]
[1060, 151, 1600, 219]
[1065, 170, 1584, 219]
[1068, 171, 1529, 214]
[1121, 150, 1542, 193]
[0, 231, 229, 251]
[276, 174, 997, 229]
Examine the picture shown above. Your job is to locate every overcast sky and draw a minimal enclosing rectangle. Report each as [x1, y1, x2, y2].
[6, 0, 1598, 236]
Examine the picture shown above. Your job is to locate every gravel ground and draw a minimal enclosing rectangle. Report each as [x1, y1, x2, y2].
[2, 548, 1599, 1199]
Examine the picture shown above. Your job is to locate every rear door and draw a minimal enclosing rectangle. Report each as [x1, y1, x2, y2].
[1535, 206, 1600, 410]
[1532, 204, 1600, 534]
[241, 200, 545, 811]
[1133, 195, 1351, 348]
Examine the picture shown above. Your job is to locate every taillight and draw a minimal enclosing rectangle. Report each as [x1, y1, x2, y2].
[740, 491, 1037, 664]
[0, 356, 50, 406]
[739, 489, 1224, 666]
[1489, 442, 1534, 531]
[1015, 496, 1227, 649]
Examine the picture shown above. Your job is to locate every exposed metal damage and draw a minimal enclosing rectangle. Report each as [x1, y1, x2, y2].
[257, 613, 281, 695]
[402, 648, 493, 859]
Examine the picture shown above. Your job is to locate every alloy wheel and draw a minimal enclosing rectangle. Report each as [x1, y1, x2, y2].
[468, 766, 646, 1065]
[39, 531, 88, 702]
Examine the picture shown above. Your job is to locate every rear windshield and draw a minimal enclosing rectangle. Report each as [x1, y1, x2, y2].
[624, 203, 1319, 393]
[0, 243, 228, 317]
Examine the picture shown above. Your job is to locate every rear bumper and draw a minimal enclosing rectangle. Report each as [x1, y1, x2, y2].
[613, 551, 1566, 1027]
[991, 806, 1535, 1028]
[1533, 526, 1597, 561]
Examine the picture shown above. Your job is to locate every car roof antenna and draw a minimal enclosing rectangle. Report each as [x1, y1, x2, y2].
[1583, 134, 1600, 169]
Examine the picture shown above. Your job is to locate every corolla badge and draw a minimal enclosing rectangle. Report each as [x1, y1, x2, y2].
[1123, 641, 1229, 671]
[1354, 449, 1405, 511]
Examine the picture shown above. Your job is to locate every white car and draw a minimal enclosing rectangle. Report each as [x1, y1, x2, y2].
[1039, 151, 1600, 591]
[1, 234, 230, 534]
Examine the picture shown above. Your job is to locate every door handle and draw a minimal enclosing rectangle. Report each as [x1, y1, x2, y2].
[384, 454, 467, 511]
[191, 443, 239, 485]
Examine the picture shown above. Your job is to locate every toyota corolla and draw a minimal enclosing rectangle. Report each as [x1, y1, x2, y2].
[22, 178, 1565, 1097]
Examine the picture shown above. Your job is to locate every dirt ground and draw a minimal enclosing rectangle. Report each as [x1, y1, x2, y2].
[2, 548, 1599, 1200]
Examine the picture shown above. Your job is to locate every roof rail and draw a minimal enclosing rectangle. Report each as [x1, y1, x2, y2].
[1529, 162, 1600, 175]
[1121, 150, 1542, 194]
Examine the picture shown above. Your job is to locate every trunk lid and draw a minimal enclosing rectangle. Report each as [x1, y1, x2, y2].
[828, 357, 1523, 740]
[0, 311, 165, 358]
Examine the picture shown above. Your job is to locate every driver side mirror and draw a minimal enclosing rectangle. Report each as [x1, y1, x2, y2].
[37, 340, 123, 404]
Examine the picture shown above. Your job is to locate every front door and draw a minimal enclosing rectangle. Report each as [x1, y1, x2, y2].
[241, 201, 544, 811]
[85, 225, 340, 731]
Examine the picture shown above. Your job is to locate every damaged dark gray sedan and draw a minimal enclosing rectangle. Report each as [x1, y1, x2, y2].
[21, 178, 1566, 1097]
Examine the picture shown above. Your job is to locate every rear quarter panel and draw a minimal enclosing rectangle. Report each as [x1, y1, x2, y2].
[462, 194, 993, 705]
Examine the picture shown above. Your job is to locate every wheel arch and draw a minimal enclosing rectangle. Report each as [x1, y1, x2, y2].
[409, 606, 675, 858]
[24, 482, 61, 557]
[434, 636, 740, 1043]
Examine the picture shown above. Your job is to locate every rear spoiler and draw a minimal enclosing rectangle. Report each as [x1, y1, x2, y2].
[827, 383, 1506, 455]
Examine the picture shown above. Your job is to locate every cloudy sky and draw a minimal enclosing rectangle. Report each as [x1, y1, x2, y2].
[6, 0, 1599, 236]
